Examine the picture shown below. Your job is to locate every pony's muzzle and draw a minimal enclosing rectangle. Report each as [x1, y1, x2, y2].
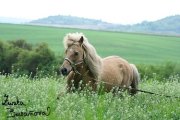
[60, 68, 68, 76]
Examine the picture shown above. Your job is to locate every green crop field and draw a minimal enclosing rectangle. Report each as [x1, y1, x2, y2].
[0, 23, 180, 64]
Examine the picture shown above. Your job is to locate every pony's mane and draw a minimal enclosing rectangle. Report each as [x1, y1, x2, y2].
[63, 33, 102, 79]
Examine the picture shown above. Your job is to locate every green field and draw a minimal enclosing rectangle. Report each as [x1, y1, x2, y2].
[0, 23, 180, 64]
[0, 23, 180, 119]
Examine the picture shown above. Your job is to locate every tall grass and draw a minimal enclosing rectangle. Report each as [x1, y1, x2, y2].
[0, 74, 180, 120]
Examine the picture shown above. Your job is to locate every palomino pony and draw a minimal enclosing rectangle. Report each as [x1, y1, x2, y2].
[60, 33, 139, 94]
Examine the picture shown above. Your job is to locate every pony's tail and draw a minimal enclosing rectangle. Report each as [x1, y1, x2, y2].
[130, 64, 140, 95]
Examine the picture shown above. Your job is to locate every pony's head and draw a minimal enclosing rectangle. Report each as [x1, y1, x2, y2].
[60, 34, 85, 76]
[60, 33, 102, 79]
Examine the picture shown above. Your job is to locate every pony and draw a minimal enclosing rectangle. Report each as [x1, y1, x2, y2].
[60, 33, 140, 94]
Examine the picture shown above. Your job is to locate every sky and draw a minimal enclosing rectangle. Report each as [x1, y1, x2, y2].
[0, 0, 180, 25]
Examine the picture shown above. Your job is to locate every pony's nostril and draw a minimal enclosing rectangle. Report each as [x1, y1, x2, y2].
[61, 68, 68, 76]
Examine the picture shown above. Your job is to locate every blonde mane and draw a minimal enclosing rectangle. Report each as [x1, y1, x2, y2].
[63, 33, 102, 79]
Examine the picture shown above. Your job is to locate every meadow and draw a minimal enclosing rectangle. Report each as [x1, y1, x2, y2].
[0, 23, 180, 119]
[0, 23, 180, 64]
[0, 74, 180, 120]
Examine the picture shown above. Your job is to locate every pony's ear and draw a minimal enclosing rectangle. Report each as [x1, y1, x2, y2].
[79, 36, 84, 45]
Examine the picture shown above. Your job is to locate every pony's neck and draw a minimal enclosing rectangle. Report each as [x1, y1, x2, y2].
[84, 54, 102, 80]
[81, 42, 102, 80]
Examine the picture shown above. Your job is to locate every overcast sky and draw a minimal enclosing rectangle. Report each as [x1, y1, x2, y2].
[0, 0, 180, 24]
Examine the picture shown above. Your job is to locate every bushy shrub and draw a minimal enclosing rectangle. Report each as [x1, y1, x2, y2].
[0, 40, 63, 77]
[8, 39, 32, 50]
[15, 43, 58, 77]
[0, 41, 20, 73]
[0, 41, 6, 73]
[137, 62, 180, 82]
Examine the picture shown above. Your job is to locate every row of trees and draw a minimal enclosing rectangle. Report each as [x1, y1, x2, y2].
[0, 39, 63, 77]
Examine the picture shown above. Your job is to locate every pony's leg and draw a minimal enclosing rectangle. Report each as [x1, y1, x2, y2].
[66, 71, 75, 93]
[57, 72, 75, 99]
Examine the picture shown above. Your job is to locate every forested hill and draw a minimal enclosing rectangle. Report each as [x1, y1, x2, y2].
[30, 15, 110, 25]
[30, 15, 112, 29]
[30, 15, 180, 35]
[127, 15, 180, 34]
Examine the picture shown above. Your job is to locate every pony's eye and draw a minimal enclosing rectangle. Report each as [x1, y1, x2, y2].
[74, 51, 79, 56]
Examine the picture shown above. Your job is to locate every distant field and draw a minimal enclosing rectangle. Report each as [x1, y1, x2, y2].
[0, 23, 180, 64]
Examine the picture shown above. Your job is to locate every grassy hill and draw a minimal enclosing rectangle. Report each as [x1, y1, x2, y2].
[0, 23, 180, 64]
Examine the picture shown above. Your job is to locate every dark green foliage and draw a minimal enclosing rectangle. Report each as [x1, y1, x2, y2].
[8, 39, 32, 50]
[0, 41, 20, 73]
[2, 46, 20, 73]
[0, 41, 6, 72]
[0, 40, 63, 77]
[137, 62, 180, 82]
